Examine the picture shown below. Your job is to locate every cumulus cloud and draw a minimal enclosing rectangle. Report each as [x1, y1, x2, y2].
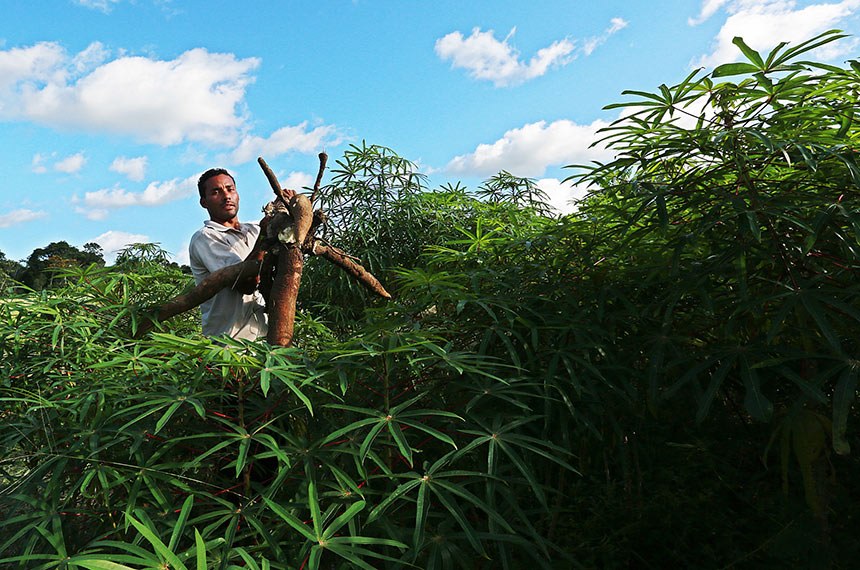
[77, 175, 197, 220]
[54, 152, 86, 173]
[226, 122, 342, 164]
[89, 230, 151, 263]
[435, 27, 575, 87]
[692, 0, 860, 68]
[32, 152, 88, 174]
[110, 156, 148, 181]
[0, 208, 48, 228]
[0, 42, 70, 91]
[445, 118, 612, 178]
[435, 19, 627, 87]
[281, 171, 315, 191]
[538, 177, 591, 215]
[0, 42, 261, 146]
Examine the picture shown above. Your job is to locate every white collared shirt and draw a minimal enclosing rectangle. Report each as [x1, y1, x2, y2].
[189, 220, 267, 340]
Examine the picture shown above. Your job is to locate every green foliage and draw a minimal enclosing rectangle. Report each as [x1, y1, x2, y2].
[17, 241, 105, 290]
[570, 30, 860, 433]
[3, 32, 860, 569]
[0, 249, 23, 283]
[1, 242, 575, 568]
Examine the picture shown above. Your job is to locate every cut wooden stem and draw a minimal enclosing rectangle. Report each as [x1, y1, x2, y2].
[310, 152, 328, 204]
[267, 246, 304, 346]
[258, 156, 291, 205]
[136, 251, 265, 337]
[311, 240, 392, 299]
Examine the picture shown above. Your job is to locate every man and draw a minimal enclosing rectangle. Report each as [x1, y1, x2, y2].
[189, 168, 293, 340]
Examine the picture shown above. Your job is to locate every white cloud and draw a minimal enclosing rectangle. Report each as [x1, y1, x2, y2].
[80, 207, 109, 221]
[538, 177, 590, 215]
[31, 153, 47, 174]
[281, 171, 315, 192]
[435, 27, 575, 87]
[689, 0, 733, 25]
[692, 0, 860, 68]
[0, 42, 261, 146]
[173, 241, 191, 266]
[0, 42, 67, 92]
[582, 18, 629, 56]
[54, 152, 86, 173]
[0, 209, 48, 228]
[435, 19, 627, 87]
[445, 118, 612, 178]
[90, 230, 151, 263]
[32, 151, 88, 174]
[226, 122, 342, 164]
[110, 155, 148, 181]
[79, 175, 197, 219]
[75, 0, 121, 13]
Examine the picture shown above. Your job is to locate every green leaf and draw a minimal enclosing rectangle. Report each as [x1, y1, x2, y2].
[68, 560, 138, 570]
[413, 478, 429, 549]
[168, 495, 194, 552]
[712, 62, 760, 77]
[126, 514, 188, 570]
[195, 529, 207, 570]
[321, 500, 366, 540]
[235, 435, 251, 478]
[263, 497, 317, 542]
[800, 294, 841, 352]
[732, 37, 765, 69]
[387, 420, 413, 466]
[366, 478, 422, 523]
[359, 420, 388, 463]
[741, 356, 772, 422]
[832, 364, 858, 455]
[308, 480, 322, 538]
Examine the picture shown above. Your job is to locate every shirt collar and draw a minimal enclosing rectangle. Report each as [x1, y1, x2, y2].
[203, 220, 245, 233]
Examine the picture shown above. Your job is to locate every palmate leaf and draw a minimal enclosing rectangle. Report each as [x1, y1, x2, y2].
[321, 500, 367, 540]
[366, 475, 423, 524]
[317, 541, 407, 570]
[126, 513, 188, 570]
[262, 497, 317, 541]
[265, 488, 403, 570]
[769, 29, 847, 69]
[430, 484, 488, 559]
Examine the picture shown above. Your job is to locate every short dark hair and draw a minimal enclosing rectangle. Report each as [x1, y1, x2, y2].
[197, 168, 235, 198]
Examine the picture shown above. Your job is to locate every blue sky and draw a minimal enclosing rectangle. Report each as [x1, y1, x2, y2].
[2, 0, 859, 265]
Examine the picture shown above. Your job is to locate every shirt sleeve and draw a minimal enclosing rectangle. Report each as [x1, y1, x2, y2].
[189, 224, 260, 284]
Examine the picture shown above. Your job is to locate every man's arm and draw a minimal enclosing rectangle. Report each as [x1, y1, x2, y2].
[233, 189, 297, 295]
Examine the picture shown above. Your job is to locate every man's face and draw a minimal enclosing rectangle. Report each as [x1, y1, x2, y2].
[200, 173, 239, 224]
